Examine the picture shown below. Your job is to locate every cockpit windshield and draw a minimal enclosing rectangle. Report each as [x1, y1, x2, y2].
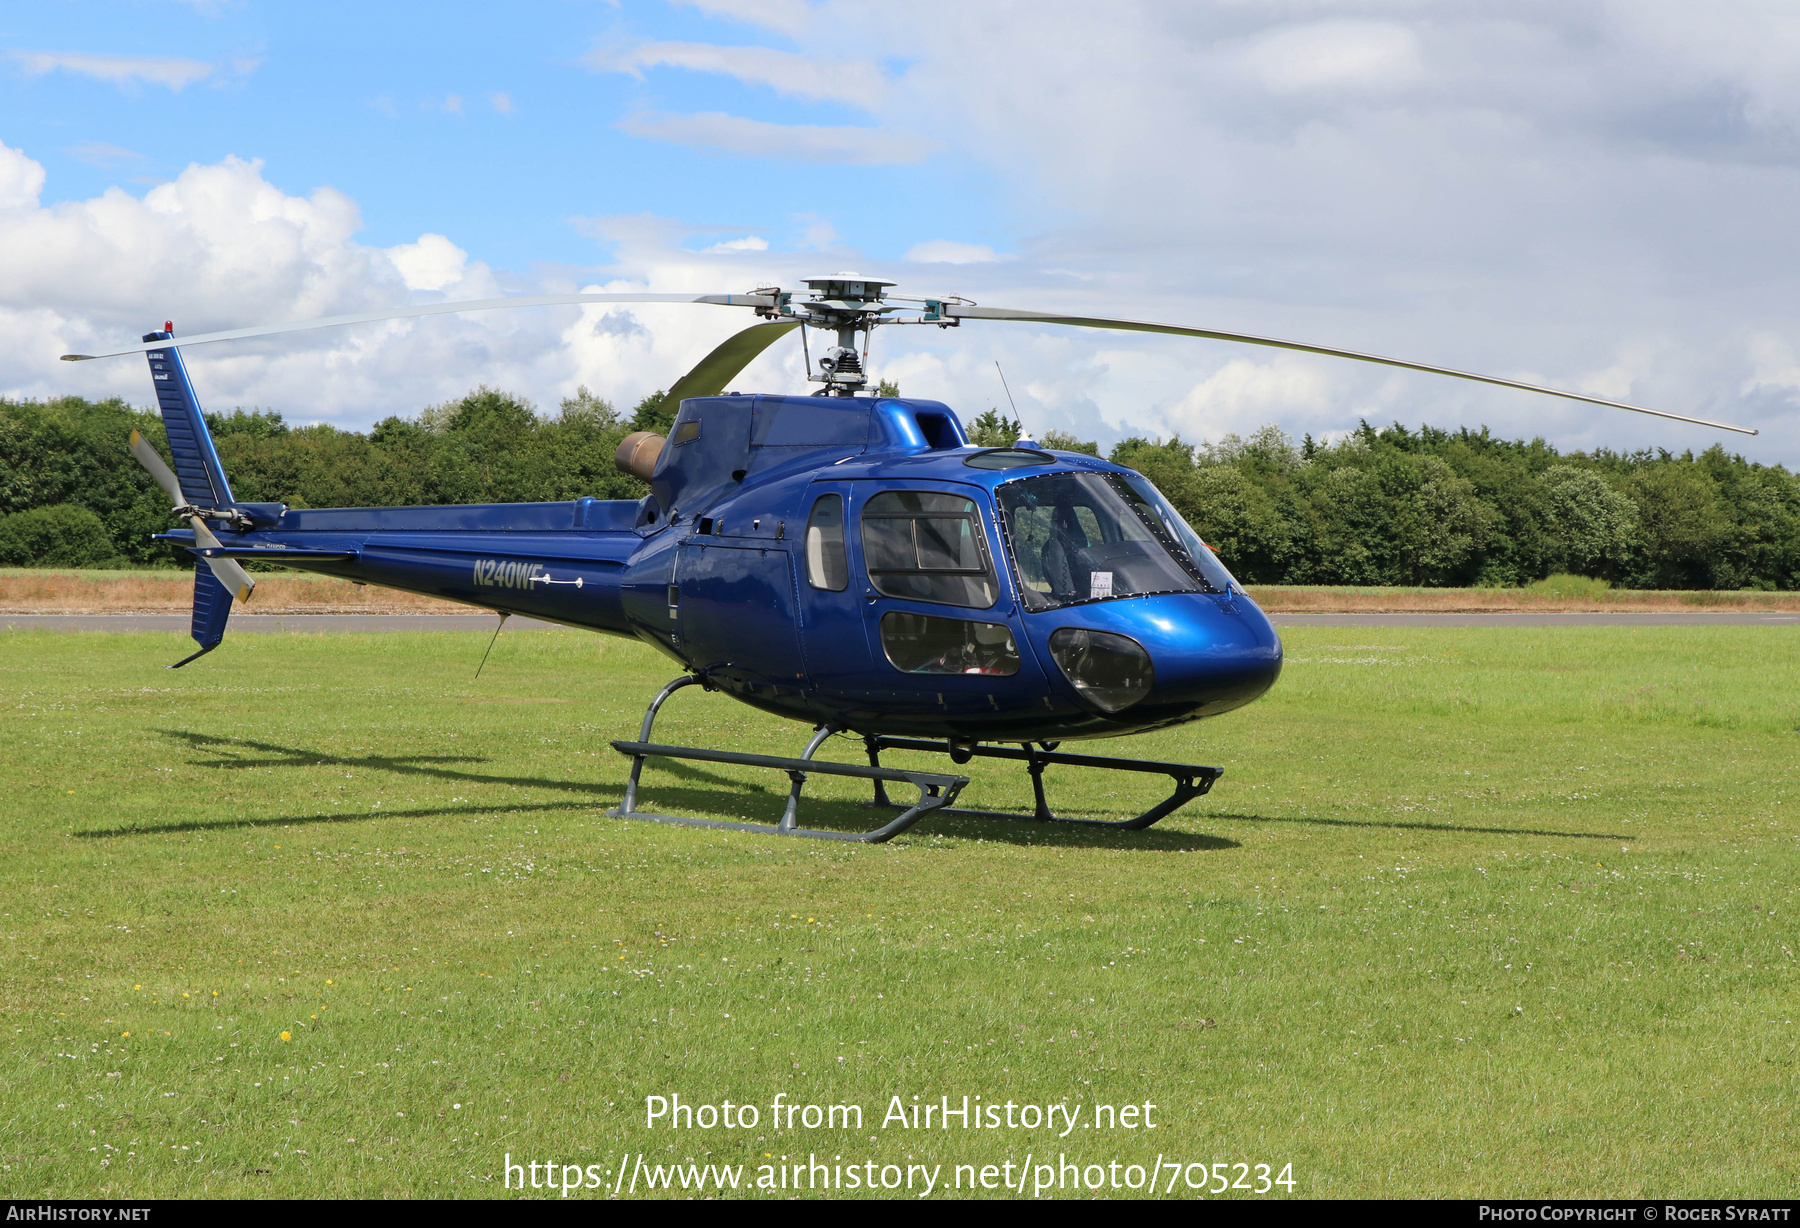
[995, 470, 1224, 610]
[1117, 471, 1242, 595]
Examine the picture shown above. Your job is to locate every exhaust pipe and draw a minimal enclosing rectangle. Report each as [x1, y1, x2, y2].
[614, 431, 665, 481]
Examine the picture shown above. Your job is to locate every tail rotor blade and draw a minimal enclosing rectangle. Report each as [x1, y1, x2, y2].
[134, 430, 253, 601]
[128, 429, 186, 505]
[189, 517, 255, 603]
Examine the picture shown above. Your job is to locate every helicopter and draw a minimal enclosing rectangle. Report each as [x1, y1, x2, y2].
[63, 275, 1757, 842]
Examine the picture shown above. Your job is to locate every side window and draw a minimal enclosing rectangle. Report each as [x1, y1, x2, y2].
[804, 493, 848, 591]
[880, 611, 1020, 676]
[861, 490, 997, 609]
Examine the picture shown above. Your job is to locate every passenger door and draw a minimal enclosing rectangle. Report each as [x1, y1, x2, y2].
[852, 483, 1052, 730]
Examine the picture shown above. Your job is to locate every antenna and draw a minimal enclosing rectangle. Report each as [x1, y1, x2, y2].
[475, 611, 509, 679]
[995, 360, 1034, 445]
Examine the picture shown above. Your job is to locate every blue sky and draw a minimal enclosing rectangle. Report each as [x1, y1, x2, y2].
[4, 2, 1800, 463]
[5, 2, 1003, 265]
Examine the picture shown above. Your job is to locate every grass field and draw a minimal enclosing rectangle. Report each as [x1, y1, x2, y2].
[0, 624, 1795, 1199]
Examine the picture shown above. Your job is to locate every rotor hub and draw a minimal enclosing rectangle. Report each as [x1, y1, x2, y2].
[752, 274, 956, 394]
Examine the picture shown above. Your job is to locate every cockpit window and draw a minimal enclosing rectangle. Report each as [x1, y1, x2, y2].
[861, 490, 998, 609]
[995, 471, 1218, 610]
[1117, 471, 1241, 594]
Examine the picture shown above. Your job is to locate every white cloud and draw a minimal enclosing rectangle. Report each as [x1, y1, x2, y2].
[1575, 343, 1660, 403]
[1165, 357, 1337, 440]
[68, 142, 145, 169]
[702, 235, 769, 254]
[588, 39, 886, 109]
[488, 92, 514, 114]
[792, 213, 838, 250]
[905, 240, 1002, 265]
[1743, 334, 1800, 395]
[675, 0, 817, 38]
[617, 110, 933, 164]
[10, 50, 221, 91]
[0, 142, 46, 211]
[385, 234, 471, 292]
[0, 141, 566, 425]
[1238, 21, 1424, 94]
[0, 146, 823, 430]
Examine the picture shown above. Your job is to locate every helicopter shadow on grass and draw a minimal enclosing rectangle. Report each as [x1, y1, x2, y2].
[74, 730, 766, 839]
[619, 783, 1241, 851]
[653, 761, 1243, 851]
[154, 728, 761, 793]
[1204, 811, 1625, 841]
[82, 730, 1236, 851]
[912, 810, 1238, 852]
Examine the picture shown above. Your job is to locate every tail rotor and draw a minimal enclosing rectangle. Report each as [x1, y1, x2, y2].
[128, 428, 254, 666]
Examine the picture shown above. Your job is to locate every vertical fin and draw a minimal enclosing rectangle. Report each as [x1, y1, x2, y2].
[143, 332, 233, 508]
[170, 560, 233, 669]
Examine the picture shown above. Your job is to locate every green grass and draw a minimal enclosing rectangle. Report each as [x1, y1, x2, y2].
[1, 625, 1795, 1199]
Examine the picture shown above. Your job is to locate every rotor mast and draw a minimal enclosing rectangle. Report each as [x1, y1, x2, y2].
[757, 275, 959, 395]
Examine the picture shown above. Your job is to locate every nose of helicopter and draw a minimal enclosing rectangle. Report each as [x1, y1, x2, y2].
[1087, 591, 1283, 721]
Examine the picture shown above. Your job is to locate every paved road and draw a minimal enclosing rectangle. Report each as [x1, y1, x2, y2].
[0, 613, 558, 633]
[3, 611, 1796, 633]
[1271, 612, 1800, 626]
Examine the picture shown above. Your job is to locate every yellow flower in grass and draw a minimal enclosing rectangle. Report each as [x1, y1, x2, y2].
[280, 1031, 292, 1041]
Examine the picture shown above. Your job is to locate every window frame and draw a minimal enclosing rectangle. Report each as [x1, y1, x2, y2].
[879, 610, 1022, 677]
[859, 488, 1000, 610]
[804, 492, 849, 592]
[993, 469, 1218, 611]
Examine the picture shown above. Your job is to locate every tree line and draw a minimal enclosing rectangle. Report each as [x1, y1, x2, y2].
[1, 388, 1795, 590]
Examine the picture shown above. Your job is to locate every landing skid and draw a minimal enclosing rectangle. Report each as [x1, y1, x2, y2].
[606, 675, 1222, 841]
[862, 736, 1222, 831]
[606, 676, 967, 843]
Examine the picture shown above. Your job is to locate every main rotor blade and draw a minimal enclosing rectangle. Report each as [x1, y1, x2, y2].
[947, 305, 1758, 436]
[61, 292, 776, 362]
[663, 320, 804, 404]
[128, 429, 186, 505]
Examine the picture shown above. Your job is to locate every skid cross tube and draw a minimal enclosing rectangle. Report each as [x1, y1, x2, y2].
[609, 677, 966, 842]
[863, 736, 1222, 831]
[607, 740, 967, 843]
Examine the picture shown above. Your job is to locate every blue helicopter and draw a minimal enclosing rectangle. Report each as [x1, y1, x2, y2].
[66, 276, 1755, 841]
